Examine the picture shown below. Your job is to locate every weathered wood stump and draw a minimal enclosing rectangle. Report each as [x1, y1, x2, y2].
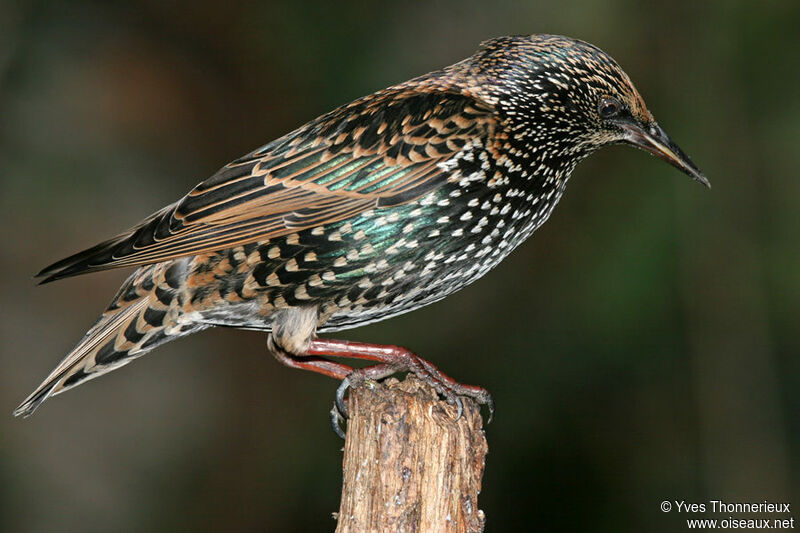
[335, 376, 488, 533]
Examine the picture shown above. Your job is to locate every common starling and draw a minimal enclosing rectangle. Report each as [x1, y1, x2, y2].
[15, 34, 707, 420]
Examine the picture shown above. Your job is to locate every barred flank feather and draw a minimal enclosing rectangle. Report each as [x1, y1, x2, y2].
[15, 263, 204, 417]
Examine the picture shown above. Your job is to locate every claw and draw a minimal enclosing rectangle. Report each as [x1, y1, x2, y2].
[485, 393, 495, 424]
[453, 395, 463, 420]
[335, 377, 351, 420]
[330, 403, 346, 439]
[329, 377, 352, 439]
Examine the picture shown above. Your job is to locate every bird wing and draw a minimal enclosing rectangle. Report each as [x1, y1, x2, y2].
[37, 88, 497, 283]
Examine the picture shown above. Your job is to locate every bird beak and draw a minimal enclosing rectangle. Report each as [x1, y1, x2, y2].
[620, 121, 710, 188]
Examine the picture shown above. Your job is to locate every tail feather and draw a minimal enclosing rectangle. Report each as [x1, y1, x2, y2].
[15, 262, 202, 417]
[14, 299, 149, 417]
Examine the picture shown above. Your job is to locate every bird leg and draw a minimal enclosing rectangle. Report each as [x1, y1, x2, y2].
[267, 314, 493, 438]
[267, 336, 353, 380]
[303, 338, 494, 437]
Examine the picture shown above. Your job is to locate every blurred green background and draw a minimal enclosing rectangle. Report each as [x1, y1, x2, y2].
[2, 1, 798, 531]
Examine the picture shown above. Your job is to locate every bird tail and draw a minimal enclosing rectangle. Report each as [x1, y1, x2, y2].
[14, 262, 203, 417]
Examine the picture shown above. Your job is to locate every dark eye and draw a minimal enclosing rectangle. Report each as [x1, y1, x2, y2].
[599, 97, 622, 119]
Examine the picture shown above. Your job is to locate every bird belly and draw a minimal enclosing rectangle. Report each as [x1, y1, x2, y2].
[315, 184, 559, 331]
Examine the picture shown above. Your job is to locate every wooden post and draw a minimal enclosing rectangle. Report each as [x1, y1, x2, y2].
[335, 376, 488, 533]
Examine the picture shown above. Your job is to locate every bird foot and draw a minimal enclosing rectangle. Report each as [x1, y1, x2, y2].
[329, 359, 494, 439]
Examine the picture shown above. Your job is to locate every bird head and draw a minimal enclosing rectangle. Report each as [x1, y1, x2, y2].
[467, 34, 709, 187]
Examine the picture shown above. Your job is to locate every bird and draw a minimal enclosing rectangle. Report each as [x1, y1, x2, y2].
[14, 34, 708, 421]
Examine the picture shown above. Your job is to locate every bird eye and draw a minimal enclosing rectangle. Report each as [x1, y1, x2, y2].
[599, 97, 622, 119]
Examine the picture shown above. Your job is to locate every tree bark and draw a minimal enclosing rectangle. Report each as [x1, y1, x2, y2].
[335, 375, 488, 533]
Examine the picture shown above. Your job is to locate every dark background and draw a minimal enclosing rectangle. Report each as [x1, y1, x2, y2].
[2, 1, 798, 531]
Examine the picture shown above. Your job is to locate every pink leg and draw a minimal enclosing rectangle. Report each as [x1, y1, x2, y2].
[268, 336, 354, 380]
[269, 336, 493, 437]
[307, 339, 490, 400]
[306, 338, 493, 422]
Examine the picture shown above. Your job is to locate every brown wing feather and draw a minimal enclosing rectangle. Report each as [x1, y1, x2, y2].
[37, 84, 496, 283]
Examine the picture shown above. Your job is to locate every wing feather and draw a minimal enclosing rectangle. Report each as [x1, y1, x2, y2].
[37, 87, 496, 283]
